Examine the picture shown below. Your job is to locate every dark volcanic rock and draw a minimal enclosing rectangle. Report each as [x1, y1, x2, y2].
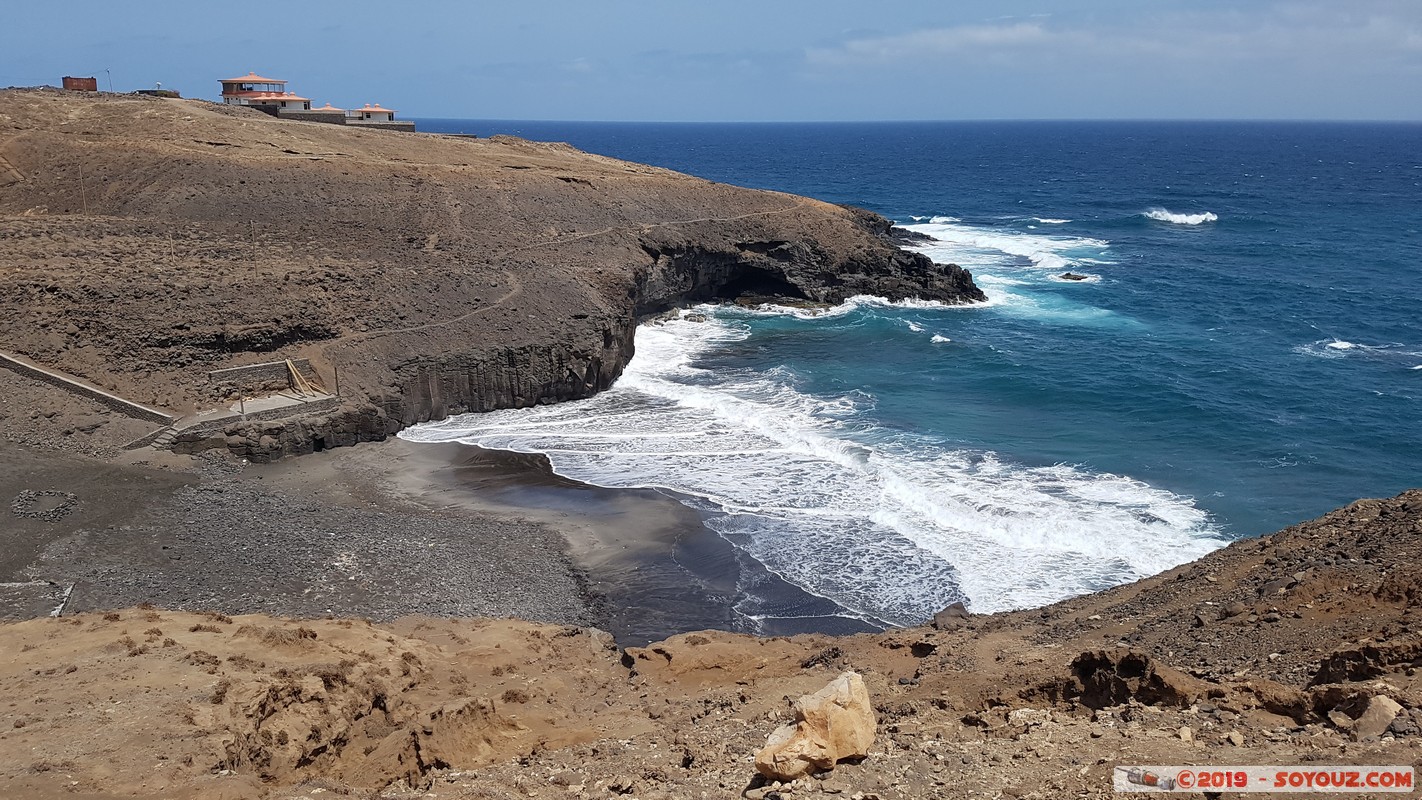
[1070, 649, 1208, 709]
[890, 226, 935, 245]
[932, 601, 971, 631]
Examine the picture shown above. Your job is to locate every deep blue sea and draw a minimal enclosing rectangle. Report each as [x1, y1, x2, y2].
[405, 119, 1422, 632]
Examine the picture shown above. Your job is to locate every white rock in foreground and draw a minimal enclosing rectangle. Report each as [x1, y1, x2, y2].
[754, 671, 876, 781]
[1353, 695, 1403, 741]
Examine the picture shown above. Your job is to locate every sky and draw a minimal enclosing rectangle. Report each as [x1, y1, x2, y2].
[3, 0, 1420, 121]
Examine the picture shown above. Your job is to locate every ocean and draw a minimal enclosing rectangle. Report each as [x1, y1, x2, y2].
[402, 119, 1422, 634]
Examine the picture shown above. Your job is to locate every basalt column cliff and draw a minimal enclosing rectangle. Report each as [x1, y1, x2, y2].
[0, 89, 982, 459]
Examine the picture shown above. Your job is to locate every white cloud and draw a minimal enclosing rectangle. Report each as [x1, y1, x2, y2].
[805, 3, 1422, 70]
[807, 22, 1057, 65]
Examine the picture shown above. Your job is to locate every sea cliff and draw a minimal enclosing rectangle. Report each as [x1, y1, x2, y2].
[0, 88, 982, 460]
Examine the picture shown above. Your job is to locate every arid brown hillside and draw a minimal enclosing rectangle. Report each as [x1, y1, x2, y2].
[0, 88, 981, 459]
[1, 490, 1418, 799]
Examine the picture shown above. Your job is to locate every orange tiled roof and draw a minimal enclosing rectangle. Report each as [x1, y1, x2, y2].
[221, 72, 286, 84]
[233, 91, 311, 102]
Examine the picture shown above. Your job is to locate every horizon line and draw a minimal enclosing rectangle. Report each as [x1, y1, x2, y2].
[405, 115, 1422, 126]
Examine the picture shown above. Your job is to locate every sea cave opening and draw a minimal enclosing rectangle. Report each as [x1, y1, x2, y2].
[715, 267, 810, 303]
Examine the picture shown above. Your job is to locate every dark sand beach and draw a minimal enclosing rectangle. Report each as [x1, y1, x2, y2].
[0, 384, 592, 629]
[378, 438, 883, 644]
[2, 359, 874, 644]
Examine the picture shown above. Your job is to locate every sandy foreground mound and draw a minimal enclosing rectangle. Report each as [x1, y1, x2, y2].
[2, 490, 1420, 799]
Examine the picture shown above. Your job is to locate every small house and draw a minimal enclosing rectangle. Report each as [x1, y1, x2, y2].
[350, 103, 397, 122]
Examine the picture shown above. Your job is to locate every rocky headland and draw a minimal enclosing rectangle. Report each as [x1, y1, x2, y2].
[0, 88, 982, 462]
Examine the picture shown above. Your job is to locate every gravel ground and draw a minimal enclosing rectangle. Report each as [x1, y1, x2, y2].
[2, 374, 593, 626]
[0, 368, 593, 625]
[28, 469, 592, 625]
[0, 367, 160, 459]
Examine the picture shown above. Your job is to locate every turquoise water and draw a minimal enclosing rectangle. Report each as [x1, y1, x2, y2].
[405, 120, 1422, 630]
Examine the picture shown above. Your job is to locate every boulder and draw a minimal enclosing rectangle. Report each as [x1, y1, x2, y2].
[754, 671, 876, 781]
[932, 601, 970, 630]
[1353, 695, 1403, 740]
[1259, 577, 1296, 596]
[1071, 649, 1208, 709]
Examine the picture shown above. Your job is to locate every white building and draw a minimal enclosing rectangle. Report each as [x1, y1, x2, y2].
[218, 72, 311, 111]
[349, 103, 397, 122]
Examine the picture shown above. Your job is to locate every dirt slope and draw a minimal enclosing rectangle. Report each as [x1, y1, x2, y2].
[0, 88, 981, 460]
[2, 491, 1418, 799]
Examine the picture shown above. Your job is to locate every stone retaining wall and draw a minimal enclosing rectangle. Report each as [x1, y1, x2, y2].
[345, 120, 417, 132]
[273, 110, 416, 132]
[275, 110, 348, 125]
[0, 352, 176, 425]
[207, 358, 318, 387]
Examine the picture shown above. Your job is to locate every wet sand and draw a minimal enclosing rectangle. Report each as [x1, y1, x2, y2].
[370, 438, 882, 645]
[368, 439, 751, 646]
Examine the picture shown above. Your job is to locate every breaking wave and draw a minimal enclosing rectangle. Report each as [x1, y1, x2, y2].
[1295, 339, 1422, 366]
[401, 307, 1227, 627]
[901, 217, 1109, 272]
[1144, 208, 1219, 225]
[897, 216, 1135, 329]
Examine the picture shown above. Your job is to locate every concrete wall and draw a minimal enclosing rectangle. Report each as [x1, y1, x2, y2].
[0, 352, 176, 425]
[274, 111, 416, 132]
[277, 110, 348, 125]
[345, 120, 416, 132]
[207, 358, 316, 385]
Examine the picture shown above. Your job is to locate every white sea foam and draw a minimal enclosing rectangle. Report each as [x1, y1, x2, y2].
[1144, 208, 1218, 225]
[930, 334, 951, 344]
[739, 293, 999, 320]
[902, 217, 1109, 272]
[896, 217, 1139, 328]
[975, 275, 1031, 287]
[1295, 338, 1422, 365]
[1032, 218, 1071, 224]
[1295, 339, 1351, 359]
[970, 276, 1137, 328]
[402, 309, 1226, 625]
